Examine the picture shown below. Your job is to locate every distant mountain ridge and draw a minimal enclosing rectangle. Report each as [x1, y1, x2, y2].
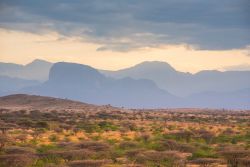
[1, 60, 250, 109]
[101, 61, 250, 97]
[0, 76, 40, 96]
[0, 59, 53, 81]
[23, 62, 179, 108]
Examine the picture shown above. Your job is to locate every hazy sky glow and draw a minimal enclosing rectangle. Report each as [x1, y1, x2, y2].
[0, 0, 250, 72]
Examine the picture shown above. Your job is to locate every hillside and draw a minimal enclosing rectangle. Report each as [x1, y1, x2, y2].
[0, 94, 119, 112]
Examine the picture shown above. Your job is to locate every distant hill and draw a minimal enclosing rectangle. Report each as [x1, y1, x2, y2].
[0, 94, 115, 112]
[23, 62, 180, 108]
[185, 88, 250, 109]
[0, 75, 40, 96]
[101, 61, 250, 97]
[0, 59, 53, 81]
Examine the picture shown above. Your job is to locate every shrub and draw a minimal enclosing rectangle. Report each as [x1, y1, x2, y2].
[0, 154, 37, 167]
[119, 141, 138, 150]
[190, 158, 221, 167]
[4, 146, 35, 154]
[74, 141, 110, 152]
[219, 149, 250, 167]
[155, 139, 195, 153]
[48, 149, 93, 162]
[68, 159, 111, 167]
[0, 135, 11, 150]
[49, 134, 59, 142]
[135, 150, 186, 167]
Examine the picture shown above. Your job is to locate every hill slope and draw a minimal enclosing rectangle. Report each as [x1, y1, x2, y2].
[0, 94, 117, 112]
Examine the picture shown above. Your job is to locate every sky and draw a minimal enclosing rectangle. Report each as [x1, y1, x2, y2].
[0, 0, 250, 72]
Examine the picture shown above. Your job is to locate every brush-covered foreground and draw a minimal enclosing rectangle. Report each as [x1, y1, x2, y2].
[0, 95, 250, 167]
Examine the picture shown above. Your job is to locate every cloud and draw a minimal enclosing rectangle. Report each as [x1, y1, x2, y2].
[0, 0, 249, 51]
[244, 45, 250, 56]
[223, 63, 250, 71]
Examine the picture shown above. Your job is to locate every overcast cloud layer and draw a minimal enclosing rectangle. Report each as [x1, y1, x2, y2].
[0, 0, 249, 51]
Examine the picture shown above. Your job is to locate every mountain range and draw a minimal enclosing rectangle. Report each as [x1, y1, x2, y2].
[0, 60, 249, 109]
[23, 62, 179, 108]
[0, 59, 53, 81]
[101, 61, 250, 97]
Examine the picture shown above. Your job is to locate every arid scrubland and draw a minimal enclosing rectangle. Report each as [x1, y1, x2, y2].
[0, 95, 249, 167]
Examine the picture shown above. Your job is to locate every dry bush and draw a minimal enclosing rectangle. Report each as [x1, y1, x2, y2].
[0, 124, 13, 134]
[137, 132, 150, 143]
[195, 129, 215, 144]
[157, 139, 195, 153]
[48, 149, 94, 162]
[74, 141, 110, 152]
[0, 154, 37, 167]
[0, 135, 11, 150]
[222, 128, 235, 135]
[190, 158, 222, 167]
[124, 164, 144, 167]
[135, 150, 186, 167]
[120, 121, 137, 131]
[125, 149, 146, 160]
[45, 165, 69, 167]
[238, 157, 250, 167]
[171, 130, 194, 143]
[15, 134, 28, 143]
[32, 128, 46, 139]
[4, 146, 36, 154]
[119, 141, 138, 149]
[68, 159, 111, 167]
[56, 142, 75, 148]
[219, 149, 250, 167]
